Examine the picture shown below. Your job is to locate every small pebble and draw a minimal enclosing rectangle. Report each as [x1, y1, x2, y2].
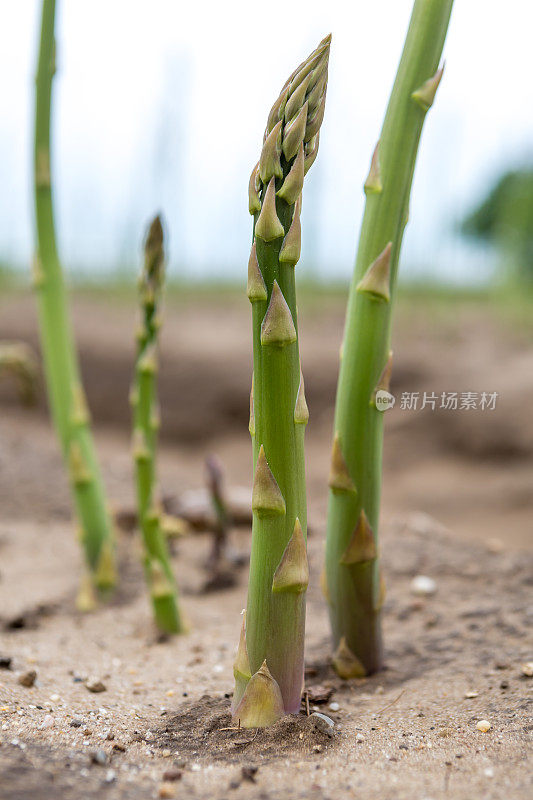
[0, 656, 12, 670]
[70, 719, 82, 728]
[355, 733, 364, 743]
[329, 702, 340, 712]
[500, 680, 509, 689]
[158, 783, 176, 798]
[18, 670, 37, 688]
[112, 742, 127, 752]
[520, 662, 533, 678]
[241, 765, 258, 783]
[464, 691, 479, 699]
[90, 749, 108, 765]
[437, 727, 452, 738]
[41, 714, 54, 729]
[162, 768, 183, 782]
[410, 575, 437, 597]
[104, 769, 116, 784]
[308, 712, 335, 738]
[86, 677, 107, 694]
[476, 720, 492, 732]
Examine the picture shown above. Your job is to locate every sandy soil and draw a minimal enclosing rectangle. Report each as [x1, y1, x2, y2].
[0, 289, 531, 798]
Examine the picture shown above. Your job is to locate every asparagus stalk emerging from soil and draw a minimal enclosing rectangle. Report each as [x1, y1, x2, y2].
[232, 36, 331, 726]
[33, 0, 115, 602]
[324, 0, 454, 677]
[132, 216, 184, 634]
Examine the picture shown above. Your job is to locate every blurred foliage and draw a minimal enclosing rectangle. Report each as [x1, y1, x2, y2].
[462, 167, 533, 284]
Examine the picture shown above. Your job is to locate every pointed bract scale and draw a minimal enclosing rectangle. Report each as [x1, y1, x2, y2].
[35, 146, 51, 188]
[70, 381, 90, 426]
[132, 427, 150, 462]
[304, 134, 320, 175]
[284, 72, 312, 123]
[246, 242, 267, 303]
[68, 441, 91, 485]
[371, 351, 393, 405]
[248, 163, 261, 215]
[232, 611, 252, 712]
[305, 93, 327, 142]
[272, 518, 309, 594]
[306, 63, 328, 117]
[75, 572, 97, 612]
[265, 86, 289, 138]
[332, 637, 366, 679]
[356, 243, 392, 302]
[259, 120, 283, 184]
[277, 143, 304, 205]
[260, 281, 297, 346]
[282, 102, 308, 161]
[328, 433, 356, 494]
[279, 197, 302, 266]
[294, 371, 309, 425]
[340, 510, 377, 565]
[148, 559, 174, 599]
[251, 445, 286, 517]
[254, 178, 285, 242]
[139, 344, 158, 374]
[412, 66, 444, 111]
[364, 141, 383, 194]
[232, 661, 285, 728]
[95, 539, 116, 590]
[248, 376, 255, 436]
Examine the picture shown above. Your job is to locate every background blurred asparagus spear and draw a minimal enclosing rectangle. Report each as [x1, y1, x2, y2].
[33, 0, 116, 606]
[132, 215, 184, 634]
[232, 35, 330, 727]
[324, 0, 454, 677]
[0, 342, 39, 405]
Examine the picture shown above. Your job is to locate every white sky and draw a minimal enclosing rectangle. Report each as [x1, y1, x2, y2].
[1, 0, 532, 283]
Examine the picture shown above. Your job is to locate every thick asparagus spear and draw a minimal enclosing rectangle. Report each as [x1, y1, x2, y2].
[325, 0, 454, 676]
[132, 216, 184, 634]
[232, 36, 330, 727]
[33, 0, 115, 605]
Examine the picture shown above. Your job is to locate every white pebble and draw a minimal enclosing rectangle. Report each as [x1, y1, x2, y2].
[476, 720, 492, 732]
[329, 702, 340, 711]
[410, 575, 437, 596]
[41, 714, 54, 729]
[212, 664, 224, 674]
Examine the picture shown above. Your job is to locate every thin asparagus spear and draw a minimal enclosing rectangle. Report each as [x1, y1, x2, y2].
[232, 36, 331, 726]
[33, 0, 116, 604]
[132, 216, 184, 634]
[325, 0, 454, 676]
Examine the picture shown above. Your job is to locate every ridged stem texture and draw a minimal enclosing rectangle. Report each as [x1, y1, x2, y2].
[33, 0, 116, 604]
[325, 0, 454, 677]
[132, 216, 184, 634]
[233, 36, 330, 724]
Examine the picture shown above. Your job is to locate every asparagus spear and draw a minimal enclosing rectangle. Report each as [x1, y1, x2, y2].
[33, 0, 116, 603]
[132, 216, 184, 634]
[232, 36, 330, 726]
[325, 0, 454, 676]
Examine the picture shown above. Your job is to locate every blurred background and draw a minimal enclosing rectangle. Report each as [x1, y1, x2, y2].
[0, 0, 531, 553]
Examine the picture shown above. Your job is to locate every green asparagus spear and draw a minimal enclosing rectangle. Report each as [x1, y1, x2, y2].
[325, 0, 454, 676]
[33, 0, 116, 603]
[232, 36, 330, 726]
[132, 216, 184, 634]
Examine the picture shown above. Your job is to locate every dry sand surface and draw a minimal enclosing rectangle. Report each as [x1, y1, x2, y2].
[0, 288, 531, 799]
